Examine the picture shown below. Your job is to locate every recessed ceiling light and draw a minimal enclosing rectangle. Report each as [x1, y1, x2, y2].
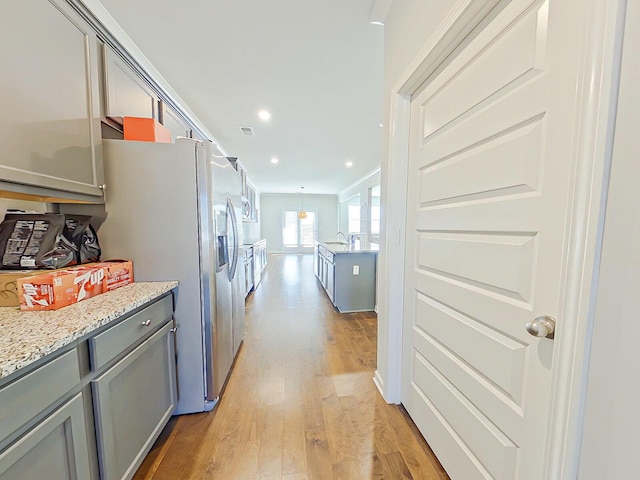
[346, 161, 353, 167]
[271, 157, 279, 164]
[378, 123, 383, 128]
[258, 109, 272, 121]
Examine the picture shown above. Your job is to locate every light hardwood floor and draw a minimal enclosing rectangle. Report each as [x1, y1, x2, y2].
[133, 254, 449, 480]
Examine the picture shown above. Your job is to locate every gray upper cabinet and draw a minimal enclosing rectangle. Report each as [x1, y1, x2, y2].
[103, 45, 158, 122]
[0, 0, 104, 198]
[160, 102, 191, 142]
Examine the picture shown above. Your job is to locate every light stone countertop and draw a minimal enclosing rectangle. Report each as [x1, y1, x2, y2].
[0, 281, 178, 380]
[316, 240, 379, 254]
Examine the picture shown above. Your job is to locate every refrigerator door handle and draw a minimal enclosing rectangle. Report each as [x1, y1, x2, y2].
[227, 198, 240, 280]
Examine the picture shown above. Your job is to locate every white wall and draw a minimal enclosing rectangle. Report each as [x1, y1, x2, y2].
[260, 193, 338, 253]
[578, 1, 639, 477]
[376, 0, 458, 399]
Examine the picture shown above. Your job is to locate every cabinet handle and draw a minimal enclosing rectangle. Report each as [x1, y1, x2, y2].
[141, 319, 151, 327]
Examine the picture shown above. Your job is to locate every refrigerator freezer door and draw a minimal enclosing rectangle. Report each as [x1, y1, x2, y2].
[227, 198, 240, 281]
[207, 153, 239, 398]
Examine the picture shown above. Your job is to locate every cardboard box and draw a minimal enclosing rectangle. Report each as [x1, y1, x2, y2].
[91, 260, 134, 291]
[17, 266, 105, 311]
[0, 270, 54, 307]
[16, 260, 134, 311]
[123, 117, 171, 143]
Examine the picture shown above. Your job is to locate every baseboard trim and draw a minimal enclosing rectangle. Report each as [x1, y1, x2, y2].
[373, 370, 386, 400]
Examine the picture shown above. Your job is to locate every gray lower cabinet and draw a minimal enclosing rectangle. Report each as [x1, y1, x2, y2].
[0, 0, 104, 199]
[0, 294, 177, 480]
[0, 393, 92, 480]
[332, 253, 376, 313]
[326, 260, 335, 303]
[253, 239, 267, 288]
[315, 247, 377, 313]
[92, 320, 177, 480]
[316, 246, 335, 301]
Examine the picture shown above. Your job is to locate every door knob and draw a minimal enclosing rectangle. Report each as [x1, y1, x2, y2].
[525, 316, 556, 339]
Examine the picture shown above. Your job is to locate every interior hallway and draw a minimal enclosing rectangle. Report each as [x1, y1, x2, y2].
[133, 254, 448, 479]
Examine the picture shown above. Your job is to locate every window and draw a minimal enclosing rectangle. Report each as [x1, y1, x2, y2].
[283, 211, 299, 247]
[283, 210, 317, 252]
[348, 204, 361, 233]
[300, 213, 316, 247]
[371, 205, 380, 235]
[370, 185, 381, 240]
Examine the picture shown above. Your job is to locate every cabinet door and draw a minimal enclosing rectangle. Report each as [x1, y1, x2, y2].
[0, 393, 92, 480]
[247, 185, 257, 221]
[92, 321, 177, 480]
[320, 257, 325, 287]
[326, 261, 335, 303]
[0, 0, 103, 197]
[314, 246, 319, 277]
[160, 103, 190, 141]
[103, 46, 157, 122]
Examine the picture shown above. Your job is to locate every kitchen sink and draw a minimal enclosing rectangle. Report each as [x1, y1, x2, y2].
[325, 241, 348, 245]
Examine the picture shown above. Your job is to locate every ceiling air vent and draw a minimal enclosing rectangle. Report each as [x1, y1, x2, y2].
[239, 126, 255, 136]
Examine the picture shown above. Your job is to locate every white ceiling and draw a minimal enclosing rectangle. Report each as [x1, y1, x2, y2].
[97, 0, 384, 195]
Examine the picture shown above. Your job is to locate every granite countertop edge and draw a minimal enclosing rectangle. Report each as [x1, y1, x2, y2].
[0, 281, 178, 380]
[315, 240, 379, 254]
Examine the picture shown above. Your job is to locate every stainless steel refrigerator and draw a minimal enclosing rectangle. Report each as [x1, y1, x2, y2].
[97, 138, 245, 414]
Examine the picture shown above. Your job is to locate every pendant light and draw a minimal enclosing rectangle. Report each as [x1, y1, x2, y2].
[298, 186, 308, 219]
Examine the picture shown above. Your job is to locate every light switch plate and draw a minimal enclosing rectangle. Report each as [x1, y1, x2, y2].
[353, 265, 359, 275]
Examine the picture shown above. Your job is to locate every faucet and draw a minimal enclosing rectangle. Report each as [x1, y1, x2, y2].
[338, 232, 357, 245]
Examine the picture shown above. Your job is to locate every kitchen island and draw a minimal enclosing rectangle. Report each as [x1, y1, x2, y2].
[0, 281, 178, 480]
[314, 240, 378, 313]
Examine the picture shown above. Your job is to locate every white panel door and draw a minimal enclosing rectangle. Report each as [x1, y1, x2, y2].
[402, 1, 585, 479]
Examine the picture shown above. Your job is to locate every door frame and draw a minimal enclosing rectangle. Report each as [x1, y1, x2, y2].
[375, 0, 625, 478]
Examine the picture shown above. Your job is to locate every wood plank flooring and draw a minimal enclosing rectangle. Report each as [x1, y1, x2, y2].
[133, 254, 449, 480]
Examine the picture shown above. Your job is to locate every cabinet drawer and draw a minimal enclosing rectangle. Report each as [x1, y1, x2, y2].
[0, 349, 79, 442]
[326, 251, 335, 264]
[89, 294, 173, 371]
